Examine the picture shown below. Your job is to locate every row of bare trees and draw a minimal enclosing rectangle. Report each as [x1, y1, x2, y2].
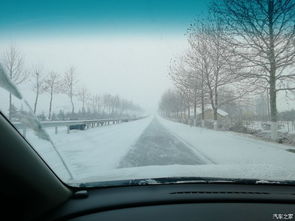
[2, 46, 27, 120]
[1, 45, 142, 121]
[165, 16, 253, 129]
[160, 0, 295, 140]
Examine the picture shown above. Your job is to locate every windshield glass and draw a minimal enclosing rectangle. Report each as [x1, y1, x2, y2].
[1, 0, 295, 187]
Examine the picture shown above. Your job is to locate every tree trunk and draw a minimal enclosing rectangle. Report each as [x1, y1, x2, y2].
[213, 81, 218, 129]
[8, 69, 13, 120]
[48, 89, 53, 120]
[201, 98, 205, 127]
[208, 83, 218, 129]
[187, 105, 190, 125]
[70, 95, 74, 114]
[213, 108, 218, 130]
[33, 92, 39, 114]
[33, 73, 39, 114]
[8, 93, 12, 120]
[266, 88, 270, 121]
[201, 75, 205, 127]
[268, 0, 278, 140]
[193, 91, 197, 126]
[82, 99, 85, 113]
[269, 73, 277, 140]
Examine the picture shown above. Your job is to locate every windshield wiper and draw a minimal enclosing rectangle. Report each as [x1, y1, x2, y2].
[73, 176, 295, 188]
[0, 64, 74, 180]
[144, 177, 295, 185]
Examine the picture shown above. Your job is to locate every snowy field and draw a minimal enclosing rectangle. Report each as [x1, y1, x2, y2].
[22, 115, 295, 185]
[244, 120, 295, 134]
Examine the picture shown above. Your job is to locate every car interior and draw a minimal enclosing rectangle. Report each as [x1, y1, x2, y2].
[1, 111, 295, 221]
[2, 0, 295, 220]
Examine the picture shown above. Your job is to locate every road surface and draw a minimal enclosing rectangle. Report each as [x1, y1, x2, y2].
[28, 115, 295, 181]
[119, 119, 206, 168]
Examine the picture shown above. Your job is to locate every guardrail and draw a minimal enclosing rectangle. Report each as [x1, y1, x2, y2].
[13, 116, 146, 137]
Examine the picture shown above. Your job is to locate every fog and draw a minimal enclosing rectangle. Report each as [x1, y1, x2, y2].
[0, 34, 188, 114]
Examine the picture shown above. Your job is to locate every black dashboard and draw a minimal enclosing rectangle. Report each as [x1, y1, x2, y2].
[47, 183, 295, 221]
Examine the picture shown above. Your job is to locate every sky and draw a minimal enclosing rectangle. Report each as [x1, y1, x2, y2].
[0, 0, 211, 114]
[0, 0, 209, 33]
[0, 0, 292, 115]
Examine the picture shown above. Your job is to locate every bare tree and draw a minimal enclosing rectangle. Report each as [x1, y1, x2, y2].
[112, 95, 120, 116]
[42, 72, 61, 120]
[95, 95, 101, 114]
[103, 94, 112, 116]
[159, 89, 184, 118]
[187, 18, 253, 129]
[213, 0, 295, 139]
[169, 57, 196, 123]
[2, 45, 27, 119]
[31, 66, 44, 114]
[185, 38, 211, 127]
[119, 99, 128, 116]
[78, 87, 89, 113]
[63, 66, 77, 114]
[91, 94, 100, 114]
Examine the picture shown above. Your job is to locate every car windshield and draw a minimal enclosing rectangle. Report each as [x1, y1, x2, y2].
[1, 0, 295, 187]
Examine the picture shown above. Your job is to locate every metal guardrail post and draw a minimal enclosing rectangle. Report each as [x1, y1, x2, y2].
[13, 116, 148, 136]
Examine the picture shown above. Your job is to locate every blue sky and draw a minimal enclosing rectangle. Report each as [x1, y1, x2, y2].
[0, 0, 210, 35]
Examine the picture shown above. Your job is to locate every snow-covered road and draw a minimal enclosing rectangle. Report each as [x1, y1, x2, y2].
[27, 115, 295, 183]
[119, 118, 206, 168]
[28, 116, 153, 179]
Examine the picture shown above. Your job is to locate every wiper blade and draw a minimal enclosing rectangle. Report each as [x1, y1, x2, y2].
[153, 177, 295, 185]
[73, 177, 238, 188]
[73, 177, 295, 188]
[0, 64, 22, 99]
[0, 65, 74, 180]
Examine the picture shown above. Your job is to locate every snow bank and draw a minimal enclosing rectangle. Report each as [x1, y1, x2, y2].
[158, 116, 295, 167]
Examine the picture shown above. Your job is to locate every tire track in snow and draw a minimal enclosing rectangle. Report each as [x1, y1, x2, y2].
[157, 118, 216, 164]
[118, 118, 207, 168]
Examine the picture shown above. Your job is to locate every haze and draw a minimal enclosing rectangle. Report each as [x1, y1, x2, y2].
[0, 34, 188, 114]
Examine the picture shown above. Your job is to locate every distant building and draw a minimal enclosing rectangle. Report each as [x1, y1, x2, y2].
[180, 107, 229, 121]
[196, 108, 229, 120]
